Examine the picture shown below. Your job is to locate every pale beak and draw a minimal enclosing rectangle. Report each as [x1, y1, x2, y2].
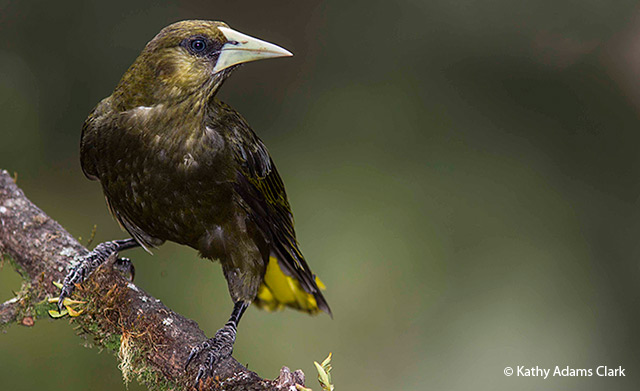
[213, 26, 293, 73]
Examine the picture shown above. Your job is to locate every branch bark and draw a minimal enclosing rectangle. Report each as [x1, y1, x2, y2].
[0, 170, 306, 391]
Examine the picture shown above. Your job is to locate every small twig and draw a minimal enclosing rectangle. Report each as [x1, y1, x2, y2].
[86, 224, 97, 248]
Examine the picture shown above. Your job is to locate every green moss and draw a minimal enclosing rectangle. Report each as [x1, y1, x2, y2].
[32, 297, 55, 318]
[115, 333, 182, 391]
[137, 365, 181, 391]
[102, 332, 122, 351]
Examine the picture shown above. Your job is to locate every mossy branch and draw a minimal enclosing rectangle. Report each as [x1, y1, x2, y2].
[0, 169, 307, 391]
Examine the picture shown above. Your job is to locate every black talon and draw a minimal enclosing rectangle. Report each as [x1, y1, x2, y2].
[195, 366, 206, 385]
[114, 257, 136, 282]
[186, 343, 204, 370]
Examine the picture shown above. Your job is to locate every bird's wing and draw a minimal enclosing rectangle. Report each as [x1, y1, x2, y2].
[80, 98, 164, 251]
[80, 103, 104, 181]
[219, 106, 330, 314]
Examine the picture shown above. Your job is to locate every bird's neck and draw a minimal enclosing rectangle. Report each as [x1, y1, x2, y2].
[113, 63, 233, 112]
[111, 69, 235, 142]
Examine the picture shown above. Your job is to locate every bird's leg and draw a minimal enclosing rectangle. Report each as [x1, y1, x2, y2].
[57, 238, 139, 312]
[186, 301, 250, 383]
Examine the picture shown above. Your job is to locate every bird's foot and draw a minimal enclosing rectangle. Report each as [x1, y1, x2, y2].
[56, 240, 134, 313]
[186, 322, 238, 384]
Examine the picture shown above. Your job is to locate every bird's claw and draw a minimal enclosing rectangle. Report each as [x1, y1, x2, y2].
[57, 265, 86, 313]
[114, 257, 136, 282]
[54, 241, 122, 314]
[186, 324, 237, 384]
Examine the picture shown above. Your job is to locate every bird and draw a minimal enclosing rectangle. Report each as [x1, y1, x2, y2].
[57, 20, 330, 381]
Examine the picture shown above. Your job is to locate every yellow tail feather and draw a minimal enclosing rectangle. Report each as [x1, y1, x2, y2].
[254, 256, 325, 314]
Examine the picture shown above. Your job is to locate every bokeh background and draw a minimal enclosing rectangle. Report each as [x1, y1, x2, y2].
[1, 1, 640, 390]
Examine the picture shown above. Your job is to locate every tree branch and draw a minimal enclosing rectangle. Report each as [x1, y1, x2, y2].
[0, 170, 307, 391]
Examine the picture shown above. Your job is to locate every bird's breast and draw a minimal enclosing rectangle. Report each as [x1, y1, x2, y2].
[97, 113, 235, 247]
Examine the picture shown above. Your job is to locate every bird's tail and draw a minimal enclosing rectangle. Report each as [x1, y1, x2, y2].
[254, 256, 326, 314]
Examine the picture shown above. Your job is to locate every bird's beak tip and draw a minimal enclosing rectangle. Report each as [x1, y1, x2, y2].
[213, 27, 293, 73]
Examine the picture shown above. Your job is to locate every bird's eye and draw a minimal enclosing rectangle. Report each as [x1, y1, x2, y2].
[190, 39, 207, 53]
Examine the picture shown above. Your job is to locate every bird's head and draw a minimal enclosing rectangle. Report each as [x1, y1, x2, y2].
[112, 20, 292, 110]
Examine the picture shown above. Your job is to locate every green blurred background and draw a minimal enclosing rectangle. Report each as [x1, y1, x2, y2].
[1, 0, 639, 390]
